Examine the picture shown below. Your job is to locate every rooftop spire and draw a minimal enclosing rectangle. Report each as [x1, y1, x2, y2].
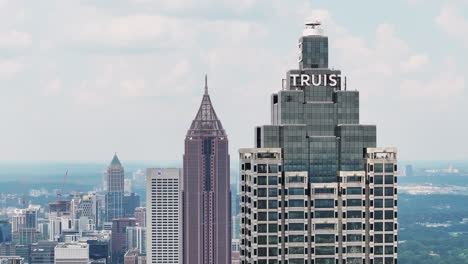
[204, 74, 208, 95]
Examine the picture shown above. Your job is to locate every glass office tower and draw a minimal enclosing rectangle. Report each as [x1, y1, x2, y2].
[240, 23, 398, 264]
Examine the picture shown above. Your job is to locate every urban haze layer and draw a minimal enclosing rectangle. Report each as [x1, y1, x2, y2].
[0, 23, 400, 264]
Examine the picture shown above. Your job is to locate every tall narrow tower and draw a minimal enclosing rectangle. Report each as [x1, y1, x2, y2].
[183, 76, 231, 264]
[105, 154, 124, 223]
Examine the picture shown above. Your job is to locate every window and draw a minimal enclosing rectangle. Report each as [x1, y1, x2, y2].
[347, 222, 362, 230]
[289, 200, 305, 207]
[385, 222, 394, 231]
[289, 211, 304, 219]
[315, 234, 335, 243]
[347, 211, 362, 218]
[269, 212, 278, 221]
[315, 246, 335, 255]
[289, 188, 305, 196]
[375, 175, 383, 184]
[375, 246, 384, 255]
[315, 211, 334, 218]
[385, 175, 394, 184]
[385, 234, 394, 243]
[348, 176, 362, 182]
[258, 212, 267, 221]
[258, 164, 267, 173]
[269, 235, 278, 244]
[258, 224, 267, 233]
[288, 176, 305, 183]
[316, 223, 335, 230]
[375, 188, 383, 196]
[268, 224, 277, 233]
[385, 164, 394, 173]
[268, 164, 279, 173]
[375, 199, 383, 208]
[385, 199, 393, 208]
[375, 234, 383, 243]
[375, 211, 383, 220]
[258, 200, 267, 209]
[258, 188, 267, 197]
[258, 247, 267, 256]
[258, 176, 267, 185]
[268, 188, 278, 197]
[289, 235, 305, 243]
[268, 200, 278, 209]
[347, 234, 362, 242]
[289, 223, 304, 231]
[289, 247, 304, 255]
[346, 187, 362, 195]
[347, 199, 362, 207]
[316, 259, 335, 264]
[269, 247, 278, 256]
[315, 199, 334, 208]
[315, 188, 334, 194]
[258, 236, 267, 245]
[385, 210, 394, 219]
[385, 187, 394, 196]
[268, 176, 278, 185]
[347, 246, 362, 254]
[375, 164, 384, 173]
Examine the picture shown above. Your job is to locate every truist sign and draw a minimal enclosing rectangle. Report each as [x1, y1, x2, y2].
[290, 74, 342, 87]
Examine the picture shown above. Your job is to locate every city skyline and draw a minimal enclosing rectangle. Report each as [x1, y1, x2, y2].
[0, 1, 467, 162]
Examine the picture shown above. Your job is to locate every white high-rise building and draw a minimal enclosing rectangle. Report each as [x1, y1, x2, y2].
[54, 243, 89, 264]
[146, 168, 183, 264]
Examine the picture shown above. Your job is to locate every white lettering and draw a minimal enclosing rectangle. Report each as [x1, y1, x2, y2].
[312, 74, 322, 86]
[300, 74, 310, 86]
[290, 74, 300, 86]
[329, 74, 338, 87]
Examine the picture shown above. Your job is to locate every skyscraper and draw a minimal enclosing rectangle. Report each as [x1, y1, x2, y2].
[239, 22, 398, 264]
[146, 168, 182, 264]
[183, 77, 231, 264]
[111, 218, 136, 264]
[105, 154, 124, 222]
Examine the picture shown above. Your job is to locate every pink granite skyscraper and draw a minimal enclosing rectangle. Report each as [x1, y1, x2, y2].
[183, 76, 231, 264]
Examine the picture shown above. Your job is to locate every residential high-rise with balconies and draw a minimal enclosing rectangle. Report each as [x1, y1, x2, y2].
[183, 77, 231, 264]
[239, 22, 398, 264]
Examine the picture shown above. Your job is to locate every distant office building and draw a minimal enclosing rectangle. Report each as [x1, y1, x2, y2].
[13, 246, 28, 264]
[48, 200, 71, 217]
[134, 208, 145, 227]
[0, 256, 23, 264]
[124, 179, 133, 194]
[30, 241, 58, 264]
[183, 77, 231, 264]
[126, 227, 146, 255]
[105, 154, 125, 223]
[55, 243, 89, 264]
[0, 242, 15, 256]
[123, 193, 140, 218]
[406, 165, 414, 177]
[231, 239, 241, 264]
[12, 228, 38, 245]
[146, 168, 182, 264]
[239, 22, 399, 264]
[0, 221, 11, 243]
[111, 218, 136, 264]
[86, 239, 110, 263]
[124, 249, 139, 264]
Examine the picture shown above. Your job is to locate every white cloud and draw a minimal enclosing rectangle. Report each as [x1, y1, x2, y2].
[0, 58, 23, 80]
[400, 70, 465, 98]
[401, 54, 430, 73]
[0, 30, 31, 48]
[41, 79, 62, 96]
[436, 6, 468, 46]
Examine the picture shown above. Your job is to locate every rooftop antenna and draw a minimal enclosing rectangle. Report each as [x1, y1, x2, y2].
[204, 74, 208, 95]
[305, 21, 322, 28]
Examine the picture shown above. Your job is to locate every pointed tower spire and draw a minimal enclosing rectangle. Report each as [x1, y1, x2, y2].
[204, 74, 208, 95]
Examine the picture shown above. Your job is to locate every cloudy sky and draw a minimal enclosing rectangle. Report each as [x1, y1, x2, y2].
[0, 0, 467, 162]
